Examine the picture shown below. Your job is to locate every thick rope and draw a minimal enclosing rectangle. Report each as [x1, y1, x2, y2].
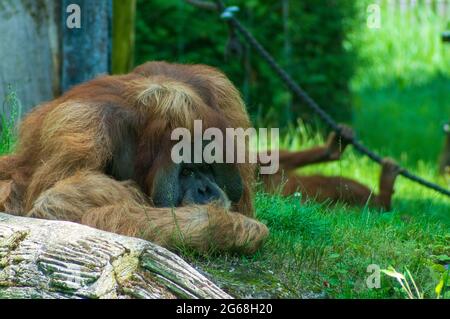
[205, 0, 450, 198]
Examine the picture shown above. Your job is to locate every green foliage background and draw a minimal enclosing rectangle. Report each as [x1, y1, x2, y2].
[135, 0, 357, 127]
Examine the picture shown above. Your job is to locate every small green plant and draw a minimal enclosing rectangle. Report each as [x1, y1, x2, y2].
[435, 270, 449, 299]
[382, 266, 450, 299]
[1, 84, 21, 155]
[381, 266, 424, 299]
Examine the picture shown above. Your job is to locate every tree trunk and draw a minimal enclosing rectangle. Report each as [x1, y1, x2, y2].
[61, 0, 112, 92]
[112, 0, 136, 74]
[0, 213, 231, 299]
[0, 0, 60, 117]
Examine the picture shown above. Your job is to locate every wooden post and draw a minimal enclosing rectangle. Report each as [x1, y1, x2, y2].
[61, 0, 112, 92]
[112, 0, 136, 74]
[0, 0, 60, 116]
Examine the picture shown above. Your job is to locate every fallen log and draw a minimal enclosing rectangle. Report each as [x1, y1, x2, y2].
[0, 212, 231, 299]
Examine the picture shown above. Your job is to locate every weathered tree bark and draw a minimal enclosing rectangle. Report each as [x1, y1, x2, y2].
[0, 212, 231, 299]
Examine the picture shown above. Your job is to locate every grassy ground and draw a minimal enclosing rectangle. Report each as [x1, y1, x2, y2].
[186, 126, 449, 299]
[0, 85, 20, 155]
[185, 4, 450, 299]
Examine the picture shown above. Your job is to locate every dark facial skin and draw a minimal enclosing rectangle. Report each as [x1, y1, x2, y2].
[104, 131, 244, 208]
[151, 162, 243, 208]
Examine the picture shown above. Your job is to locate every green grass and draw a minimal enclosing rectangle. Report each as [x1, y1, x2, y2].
[350, 1, 450, 91]
[1, 85, 20, 155]
[185, 3, 450, 299]
[353, 77, 450, 166]
[187, 140, 449, 299]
